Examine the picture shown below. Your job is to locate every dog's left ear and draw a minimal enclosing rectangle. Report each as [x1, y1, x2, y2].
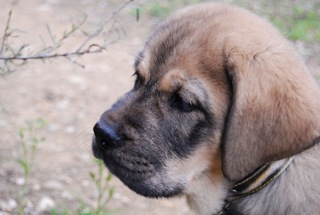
[222, 48, 320, 181]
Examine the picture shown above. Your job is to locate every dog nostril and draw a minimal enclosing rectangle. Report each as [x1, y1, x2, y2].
[93, 122, 121, 149]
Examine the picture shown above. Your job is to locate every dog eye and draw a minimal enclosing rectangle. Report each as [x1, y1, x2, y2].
[170, 94, 195, 112]
[133, 71, 143, 89]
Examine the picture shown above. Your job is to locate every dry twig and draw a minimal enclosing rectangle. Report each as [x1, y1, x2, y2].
[0, 0, 134, 76]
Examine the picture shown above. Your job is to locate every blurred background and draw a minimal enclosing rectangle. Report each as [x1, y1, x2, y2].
[0, 0, 319, 214]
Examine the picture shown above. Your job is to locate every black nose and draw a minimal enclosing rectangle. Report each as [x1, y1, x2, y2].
[93, 121, 121, 150]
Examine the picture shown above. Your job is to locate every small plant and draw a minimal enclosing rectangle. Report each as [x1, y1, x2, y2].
[50, 208, 71, 215]
[49, 160, 114, 215]
[16, 118, 47, 214]
[89, 159, 115, 215]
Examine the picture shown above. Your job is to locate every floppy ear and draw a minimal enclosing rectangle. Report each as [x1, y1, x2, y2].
[222, 48, 320, 181]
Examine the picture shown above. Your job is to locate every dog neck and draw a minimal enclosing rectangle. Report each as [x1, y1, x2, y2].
[184, 157, 295, 215]
[229, 156, 295, 200]
[185, 170, 230, 215]
[220, 156, 295, 215]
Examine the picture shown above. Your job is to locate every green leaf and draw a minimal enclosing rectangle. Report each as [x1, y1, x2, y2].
[94, 158, 102, 165]
[89, 171, 96, 180]
[17, 159, 29, 175]
[18, 128, 25, 139]
[108, 187, 114, 198]
[106, 173, 112, 182]
[136, 8, 140, 22]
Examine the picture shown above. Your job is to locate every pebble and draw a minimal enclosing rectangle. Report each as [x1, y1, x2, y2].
[61, 191, 73, 200]
[15, 177, 25, 186]
[7, 199, 17, 210]
[0, 120, 7, 128]
[33, 183, 41, 191]
[68, 75, 88, 90]
[56, 99, 69, 109]
[58, 175, 73, 184]
[36, 196, 55, 212]
[81, 180, 90, 187]
[65, 126, 75, 134]
[48, 123, 61, 132]
[0, 200, 7, 209]
[44, 180, 63, 190]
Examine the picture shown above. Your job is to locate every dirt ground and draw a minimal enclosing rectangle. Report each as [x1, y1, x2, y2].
[0, 0, 193, 214]
[0, 0, 319, 215]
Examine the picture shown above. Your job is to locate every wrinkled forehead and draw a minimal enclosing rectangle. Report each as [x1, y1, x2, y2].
[134, 34, 210, 106]
[135, 48, 208, 104]
[132, 9, 228, 103]
[134, 24, 202, 85]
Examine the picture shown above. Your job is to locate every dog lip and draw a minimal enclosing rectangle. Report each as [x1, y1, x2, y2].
[93, 147, 186, 198]
[91, 137, 104, 159]
[104, 155, 185, 198]
[125, 179, 184, 198]
[103, 151, 156, 180]
[92, 128, 186, 199]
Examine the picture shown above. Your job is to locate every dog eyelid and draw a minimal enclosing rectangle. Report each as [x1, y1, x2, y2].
[133, 70, 144, 89]
[132, 70, 140, 77]
[170, 92, 197, 112]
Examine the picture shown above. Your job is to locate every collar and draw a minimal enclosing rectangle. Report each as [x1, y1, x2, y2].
[216, 156, 295, 215]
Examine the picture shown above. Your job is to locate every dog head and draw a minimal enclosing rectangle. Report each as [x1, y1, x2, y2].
[92, 3, 320, 200]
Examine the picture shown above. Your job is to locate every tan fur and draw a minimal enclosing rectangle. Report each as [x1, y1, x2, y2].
[158, 69, 186, 93]
[147, 3, 320, 214]
[185, 148, 229, 215]
[94, 3, 320, 215]
[135, 50, 151, 82]
[159, 69, 210, 107]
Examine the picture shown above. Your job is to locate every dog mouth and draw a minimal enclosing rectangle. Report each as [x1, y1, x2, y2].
[92, 138, 154, 176]
[105, 150, 156, 180]
[92, 138, 184, 198]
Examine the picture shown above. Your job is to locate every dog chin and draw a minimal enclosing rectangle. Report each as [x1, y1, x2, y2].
[101, 156, 184, 198]
[109, 166, 185, 198]
[92, 139, 186, 198]
[120, 176, 184, 198]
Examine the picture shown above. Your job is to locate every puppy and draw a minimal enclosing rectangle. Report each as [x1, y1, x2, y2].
[92, 3, 320, 215]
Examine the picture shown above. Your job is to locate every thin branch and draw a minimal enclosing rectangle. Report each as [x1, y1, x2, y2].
[76, 0, 133, 53]
[104, 0, 134, 24]
[0, 10, 12, 55]
[0, 44, 105, 61]
[75, 24, 103, 53]
[0, 0, 134, 75]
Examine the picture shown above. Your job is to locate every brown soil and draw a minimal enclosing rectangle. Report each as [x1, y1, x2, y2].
[0, 0, 191, 214]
